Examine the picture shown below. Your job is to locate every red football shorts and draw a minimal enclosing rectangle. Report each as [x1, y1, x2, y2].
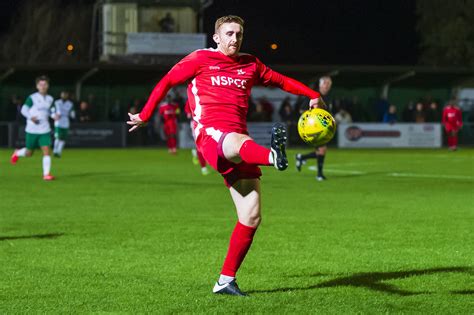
[195, 127, 262, 188]
[163, 120, 177, 136]
[444, 124, 459, 133]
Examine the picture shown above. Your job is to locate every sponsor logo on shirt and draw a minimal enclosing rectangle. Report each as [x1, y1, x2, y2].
[210, 76, 247, 89]
[237, 69, 246, 75]
[209, 66, 220, 70]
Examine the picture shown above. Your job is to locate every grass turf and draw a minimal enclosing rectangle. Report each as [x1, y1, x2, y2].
[0, 148, 473, 313]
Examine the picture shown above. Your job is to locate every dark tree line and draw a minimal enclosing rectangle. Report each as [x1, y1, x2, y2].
[417, 0, 474, 67]
[0, 0, 93, 64]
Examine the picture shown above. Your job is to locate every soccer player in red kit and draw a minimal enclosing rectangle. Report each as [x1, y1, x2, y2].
[127, 15, 324, 296]
[159, 95, 180, 154]
[442, 102, 463, 151]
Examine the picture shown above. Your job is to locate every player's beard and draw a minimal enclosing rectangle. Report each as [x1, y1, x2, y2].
[227, 44, 240, 57]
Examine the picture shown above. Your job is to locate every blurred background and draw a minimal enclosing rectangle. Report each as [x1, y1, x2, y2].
[0, 0, 473, 148]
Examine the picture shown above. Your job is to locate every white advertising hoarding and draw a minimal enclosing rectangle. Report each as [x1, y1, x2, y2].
[127, 32, 206, 55]
[338, 123, 442, 148]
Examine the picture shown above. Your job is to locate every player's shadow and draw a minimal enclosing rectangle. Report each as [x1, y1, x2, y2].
[0, 232, 64, 241]
[248, 267, 473, 295]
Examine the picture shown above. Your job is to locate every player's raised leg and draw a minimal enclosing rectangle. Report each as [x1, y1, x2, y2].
[10, 147, 32, 164]
[213, 178, 261, 296]
[222, 123, 288, 170]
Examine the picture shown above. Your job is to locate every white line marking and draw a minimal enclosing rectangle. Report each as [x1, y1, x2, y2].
[388, 173, 473, 180]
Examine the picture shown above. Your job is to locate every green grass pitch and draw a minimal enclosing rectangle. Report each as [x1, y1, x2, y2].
[0, 148, 473, 313]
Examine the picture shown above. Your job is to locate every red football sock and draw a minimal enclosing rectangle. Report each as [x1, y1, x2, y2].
[221, 221, 257, 277]
[452, 135, 458, 148]
[197, 149, 207, 167]
[447, 136, 453, 148]
[239, 139, 271, 165]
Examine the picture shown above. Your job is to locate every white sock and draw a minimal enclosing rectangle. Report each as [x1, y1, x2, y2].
[58, 140, 66, 154]
[218, 274, 235, 284]
[268, 151, 274, 164]
[16, 148, 27, 157]
[191, 149, 197, 157]
[43, 155, 51, 176]
[54, 139, 59, 153]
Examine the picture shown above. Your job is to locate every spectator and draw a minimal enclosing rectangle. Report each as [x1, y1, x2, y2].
[383, 104, 398, 124]
[294, 95, 307, 117]
[159, 12, 176, 33]
[78, 101, 92, 122]
[426, 101, 441, 122]
[109, 99, 123, 121]
[258, 96, 274, 121]
[7, 95, 24, 122]
[414, 102, 426, 123]
[402, 102, 415, 122]
[278, 97, 295, 124]
[334, 107, 353, 124]
[375, 98, 390, 121]
[129, 99, 141, 115]
[249, 102, 267, 122]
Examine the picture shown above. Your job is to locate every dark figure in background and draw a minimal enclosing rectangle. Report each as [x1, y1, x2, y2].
[383, 105, 398, 124]
[278, 97, 295, 124]
[249, 101, 267, 122]
[109, 99, 123, 122]
[426, 101, 441, 122]
[7, 95, 24, 122]
[159, 13, 176, 33]
[258, 96, 274, 122]
[295, 76, 332, 181]
[414, 102, 426, 123]
[78, 101, 92, 122]
[375, 98, 390, 122]
[402, 102, 415, 122]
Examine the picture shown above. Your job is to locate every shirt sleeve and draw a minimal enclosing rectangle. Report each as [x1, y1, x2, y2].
[139, 52, 200, 122]
[255, 58, 320, 99]
[24, 96, 33, 108]
[21, 105, 31, 119]
[441, 108, 447, 124]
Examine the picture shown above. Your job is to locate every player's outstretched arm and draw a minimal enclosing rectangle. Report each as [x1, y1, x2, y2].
[256, 59, 326, 110]
[133, 51, 199, 129]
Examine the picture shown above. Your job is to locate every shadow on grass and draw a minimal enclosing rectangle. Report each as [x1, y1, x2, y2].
[0, 232, 64, 241]
[248, 267, 473, 295]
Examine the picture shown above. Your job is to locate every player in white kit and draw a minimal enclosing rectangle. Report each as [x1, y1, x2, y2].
[51, 91, 76, 157]
[10, 75, 55, 181]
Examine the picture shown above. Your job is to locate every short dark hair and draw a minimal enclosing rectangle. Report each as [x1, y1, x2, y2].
[35, 75, 50, 84]
[215, 15, 244, 33]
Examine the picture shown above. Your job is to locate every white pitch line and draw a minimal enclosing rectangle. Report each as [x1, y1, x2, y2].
[321, 168, 367, 175]
[388, 173, 474, 180]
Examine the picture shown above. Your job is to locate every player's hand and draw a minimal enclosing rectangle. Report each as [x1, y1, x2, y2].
[127, 112, 146, 132]
[54, 114, 61, 121]
[31, 116, 39, 124]
[309, 97, 327, 110]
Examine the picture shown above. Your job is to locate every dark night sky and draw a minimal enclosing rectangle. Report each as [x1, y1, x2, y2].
[0, 0, 419, 65]
[203, 0, 418, 65]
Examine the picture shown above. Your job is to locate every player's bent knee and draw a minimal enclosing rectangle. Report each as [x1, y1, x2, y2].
[222, 132, 251, 162]
[241, 213, 261, 228]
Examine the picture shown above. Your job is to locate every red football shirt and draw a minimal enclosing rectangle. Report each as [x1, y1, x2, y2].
[139, 48, 320, 134]
[442, 105, 463, 129]
[159, 102, 179, 122]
